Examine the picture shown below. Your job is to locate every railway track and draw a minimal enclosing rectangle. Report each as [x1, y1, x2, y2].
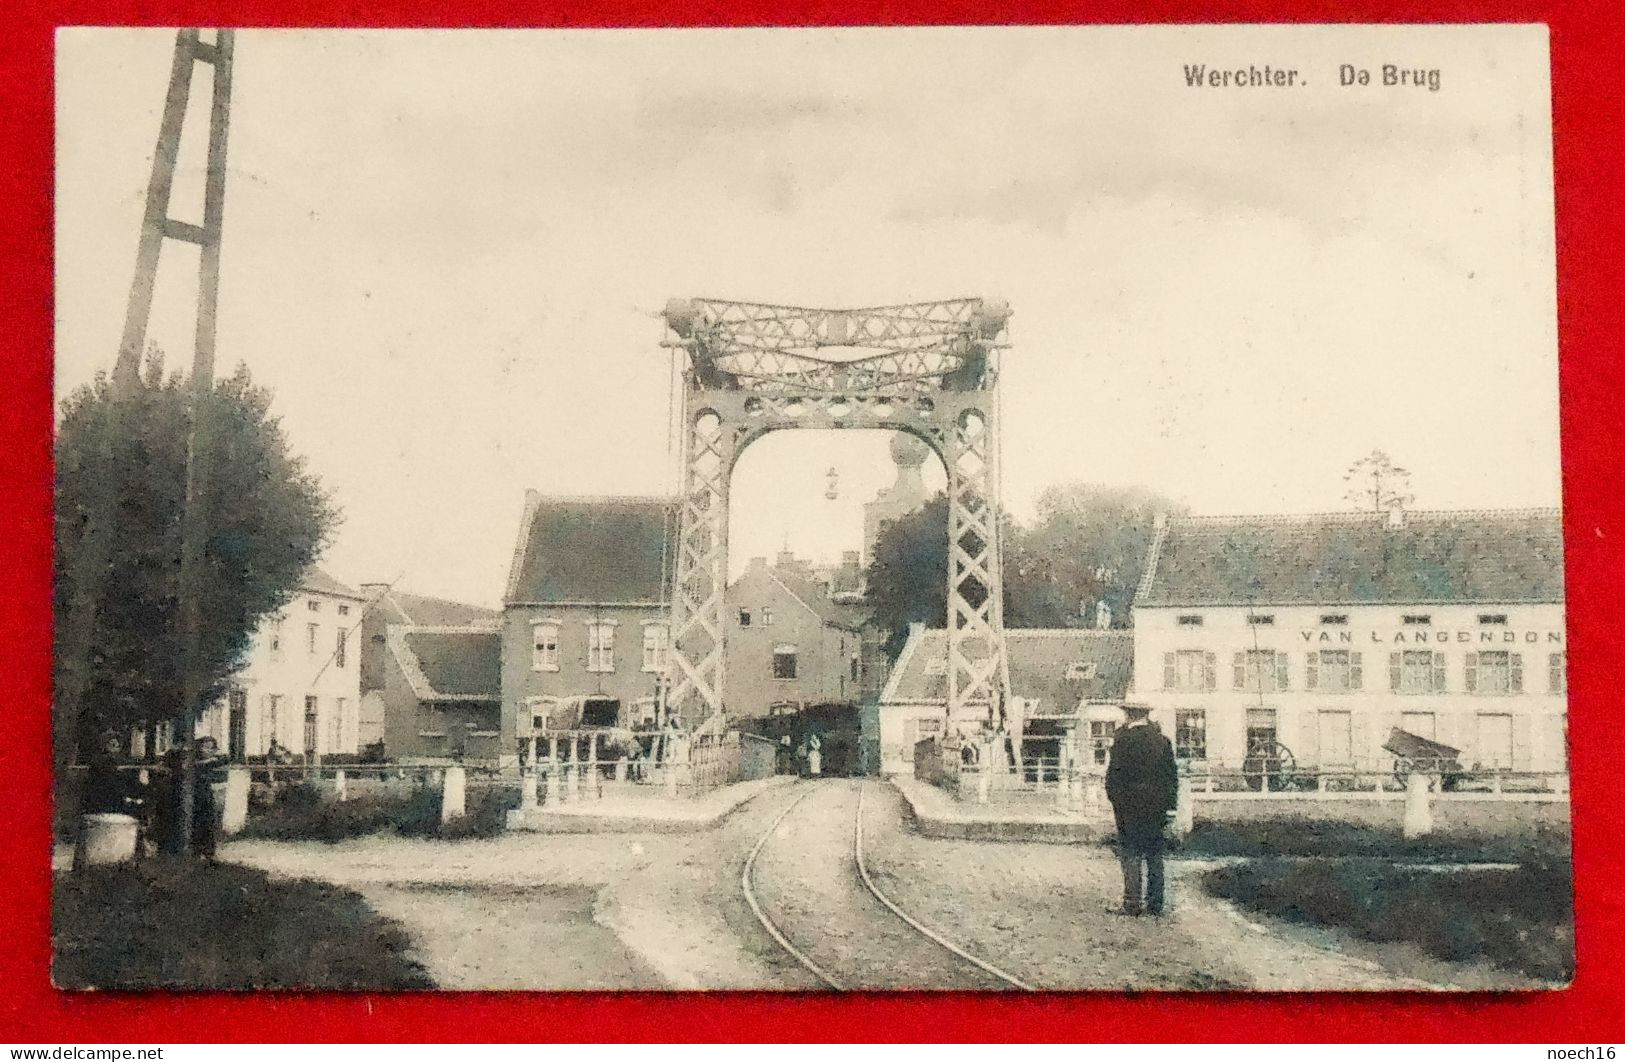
[742, 780, 1033, 991]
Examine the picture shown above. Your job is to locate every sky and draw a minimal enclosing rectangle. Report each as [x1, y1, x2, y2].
[55, 25, 1560, 608]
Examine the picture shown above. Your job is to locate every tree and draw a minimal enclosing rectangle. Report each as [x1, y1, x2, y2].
[1343, 449, 1414, 513]
[1006, 484, 1187, 629]
[54, 354, 337, 761]
[864, 482, 1186, 657]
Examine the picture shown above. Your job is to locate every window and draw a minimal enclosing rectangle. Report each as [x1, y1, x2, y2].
[269, 617, 284, 661]
[1390, 650, 1447, 693]
[1234, 650, 1289, 693]
[1065, 662, 1098, 681]
[1162, 650, 1216, 691]
[303, 696, 318, 755]
[738, 608, 752, 627]
[1317, 710, 1353, 765]
[1467, 650, 1522, 695]
[307, 600, 320, 612]
[1475, 712, 1514, 769]
[337, 604, 350, 617]
[1246, 614, 1275, 626]
[1177, 614, 1204, 626]
[1306, 650, 1363, 692]
[762, 607, 774, 626]
[306, 623, 318, 654]
[772, 644, 798, 679]
[642, 624, 669, 672]
[1478, 613, 1507, 625]
[1549, 651, 1566, 694]
[1088, 720, 1115, 765]
[330, 697, 345, 751]
[1401, 614, 1432, 626]
[1174, 709, 1207, 761]
[1320, 614, 1349, 625]
[335, 629, 347, 668]
[532, 622, 560, 672]
[1245, 707, 1278, 751]
[587, 623, 616, 673]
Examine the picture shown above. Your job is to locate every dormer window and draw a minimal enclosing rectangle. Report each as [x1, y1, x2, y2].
[1065, 662, 1098, 681]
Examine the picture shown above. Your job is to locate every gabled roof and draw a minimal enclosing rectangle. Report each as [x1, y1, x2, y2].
[1136, 508, 1565, 608]
[300, 566, 366, 601]
[504, 493, 675, 606]
[387, 626, 501, 703]
[768, 568, 868, 631]
[366, 587, 499, 627]
[880, 627, 1134, 714]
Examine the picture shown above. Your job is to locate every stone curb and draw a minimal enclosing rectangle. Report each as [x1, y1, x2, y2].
[506, 776, 793, 834]
[888, 776, 1111, 845]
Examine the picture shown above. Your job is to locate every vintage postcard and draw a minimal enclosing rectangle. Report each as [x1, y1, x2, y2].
[52, 24, 1568, 992]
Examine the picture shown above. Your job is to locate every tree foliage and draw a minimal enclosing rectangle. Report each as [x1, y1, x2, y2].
[864, 482, 1186, 658]
[1343, 449, 1414, 513]
[54, 355, 337, 756]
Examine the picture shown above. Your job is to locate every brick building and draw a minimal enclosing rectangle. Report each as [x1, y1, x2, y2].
[357, 584, 500, 752]
[725, 551, 867, 717]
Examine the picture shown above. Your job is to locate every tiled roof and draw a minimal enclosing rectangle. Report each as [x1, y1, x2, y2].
[388, 626, 501, 702]
[881, 628, 1134, 714]
[372, 589, 499, 627]
[504, 494, 675, 605]
[300, 566, 365, 601]
[770, 568, 868, 631]
[1136, 509, 1565, 607]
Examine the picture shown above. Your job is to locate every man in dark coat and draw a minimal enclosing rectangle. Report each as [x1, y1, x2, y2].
[1105, 703, 1179, 916]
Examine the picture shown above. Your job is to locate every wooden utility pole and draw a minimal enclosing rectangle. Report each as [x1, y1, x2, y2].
[55, 29, 235, 849]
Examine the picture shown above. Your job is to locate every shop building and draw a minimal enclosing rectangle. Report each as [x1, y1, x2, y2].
[1131, 507, 1568, 773]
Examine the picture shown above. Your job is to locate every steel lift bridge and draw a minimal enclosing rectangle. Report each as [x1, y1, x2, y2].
[657, 297, 1016, 743]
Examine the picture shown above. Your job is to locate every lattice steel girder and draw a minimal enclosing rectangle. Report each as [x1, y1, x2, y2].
[662, 297, 1010, 395]
[659, 383, 1010, 729]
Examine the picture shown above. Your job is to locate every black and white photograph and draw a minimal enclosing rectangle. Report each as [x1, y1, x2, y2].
[51, 24, 1570, 992]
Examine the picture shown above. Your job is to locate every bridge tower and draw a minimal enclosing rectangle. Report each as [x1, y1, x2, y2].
[658, 298, 1014, 736]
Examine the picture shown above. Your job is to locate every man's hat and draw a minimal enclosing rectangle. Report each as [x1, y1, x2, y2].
[1120, 702, 1154, 717]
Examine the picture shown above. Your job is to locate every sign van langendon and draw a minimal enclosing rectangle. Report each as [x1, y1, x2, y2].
[1300, 627, 1564, 646]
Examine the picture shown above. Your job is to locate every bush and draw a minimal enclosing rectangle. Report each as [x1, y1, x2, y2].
[240, 785, 520, 844]
[53, 857, 433, 989]
[1203, 857, 1574, 983]
[1179, 820, 1569, 864]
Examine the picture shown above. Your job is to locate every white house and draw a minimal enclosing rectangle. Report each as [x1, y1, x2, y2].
[197, 567, 367, 760]
[1131, 508, 1568, 774]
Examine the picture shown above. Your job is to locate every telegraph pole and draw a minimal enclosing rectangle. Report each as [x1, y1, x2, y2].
[55, 29, 235, 849]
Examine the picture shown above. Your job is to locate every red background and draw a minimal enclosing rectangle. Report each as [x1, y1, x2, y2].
[3, 0, 1622, 1043]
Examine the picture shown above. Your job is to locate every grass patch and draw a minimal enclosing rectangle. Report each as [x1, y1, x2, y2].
[240, 785, 520, 844]
[1178, 819, 1570, 864]
[1203, 857, 1574, 984]
[53, 857, 434, 989]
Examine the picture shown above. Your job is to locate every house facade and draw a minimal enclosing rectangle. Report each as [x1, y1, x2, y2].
[725, 551, 866, 717]
[498, 493, 675, 766]
[876, 625, 1134, 775]
[1131, 508, 1568, 773]
[197, 567, 366, 760]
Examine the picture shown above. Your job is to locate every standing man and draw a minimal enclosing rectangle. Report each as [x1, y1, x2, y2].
[1105, 702, 1178, 917]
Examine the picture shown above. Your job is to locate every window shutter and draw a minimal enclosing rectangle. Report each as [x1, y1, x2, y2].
[1432, 652, 1447, 693]
[1232, 652, 1244, 690]
[1300, 711, 1320, 766]
[1510, 652, 1523, 693]
[1350, 651, 1363, 690]
[1163, 652, 1175, 690]
[1275, 653, 1290, 691]
[1464, 652, 1477, 694]
[1512, 714, 1533, 771]
[1305, 653, 1318, 691]
[1389, 652, 1402, 692]
[1204, 651, 1217, 690]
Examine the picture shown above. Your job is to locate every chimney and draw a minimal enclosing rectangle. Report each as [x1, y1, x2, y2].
[748, 555, 767, 572]
[1153, 511, 1168, 531]
[775, 548, 798, 570]
[1095, 601, 1113, 630]
[1386, 502, 1405, 529]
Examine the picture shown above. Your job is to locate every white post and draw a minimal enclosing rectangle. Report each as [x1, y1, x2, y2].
[441, 765, 466, 823]
[1083, 772, 1104, 818]
[221, 765, 250, 836]
[1402, 771, 1433, 839]
[545, 736, 560, 805]
[615, 756, 628, 783]
[332, 768, 347, 803]
[588, 732, 601, 800]
[1174, 774, 1194, 838]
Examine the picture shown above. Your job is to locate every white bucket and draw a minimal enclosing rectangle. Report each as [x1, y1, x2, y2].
[75, 813, 139, 867]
